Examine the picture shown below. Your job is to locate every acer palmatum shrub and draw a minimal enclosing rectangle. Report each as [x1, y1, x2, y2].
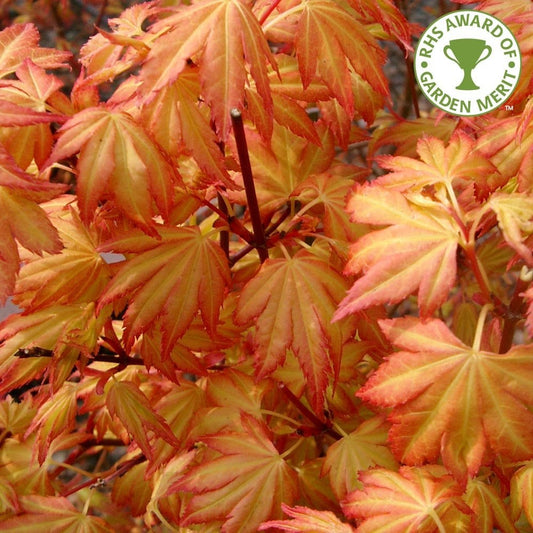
[0, 0, 532, 531]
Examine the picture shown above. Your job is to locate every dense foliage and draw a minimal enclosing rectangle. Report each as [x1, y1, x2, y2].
[0, 0, 532, 531]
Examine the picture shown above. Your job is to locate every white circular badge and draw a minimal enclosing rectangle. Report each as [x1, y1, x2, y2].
[414, 10, 521, 116]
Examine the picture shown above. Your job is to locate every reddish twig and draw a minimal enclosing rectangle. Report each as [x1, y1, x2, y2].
[231, 109, 269, 263]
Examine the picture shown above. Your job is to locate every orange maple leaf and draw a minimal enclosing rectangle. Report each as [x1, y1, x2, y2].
[174, 414, 298, 533]
[0, 24, 71, 78]
[294, 0, 388, 116]
[322, 415, 397, 500]
[342, 465, 472, 532]
[106, 380, 180, 461]
[44, 107, 180, 233]
[358, 316, 533, 484]
[260, 503, 355, 532]
[14, 201, 113, 310]
[0, 495, 113, 532]
[0, 146, 65, 303]
[98, 227, 231, 355]
[334, 185, 462, 320]
[465, 478, 518, 533]
[141, 0, 278, 141]
[235, 249, 353, 414]
[141, 67, 236, 190]
[511, 461, 533, 527]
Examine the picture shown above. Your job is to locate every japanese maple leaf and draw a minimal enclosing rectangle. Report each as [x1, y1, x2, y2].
[79, 2, 157, 87]
[511, 461, 533, 526]
[0, 146, 65, 303]
[235, 249, 352, 415]
[173, 414, 298, 533]
[25, 382, 78, 464]
[334, 185, 462, 320]
[0, 60, 68, 169]
[98, 227, 231, 355]
[0, 495, 113, 532]
[106, 380, 180, 461]
[464, 478, 518, 533]
[322, 415, 397, 499]
[342, 465, 472, 532]
[291, 170, 369, 244]
[488, 192, 533, 265]
[44, 107, 180, 234]
[260, 503, 355, 532]
[477, 110, 533, 192]
[141, 0, 278, 141]
[141, 67, 236, 189]
[294, 0, 388, 116]
[14, 202, 113, 310]
[375, 131, 500, 203]
[349, 0, 414, 52]
[0, 24, 71, 78]
[358, 317, 533, 484]
[0, 302, 107, 394]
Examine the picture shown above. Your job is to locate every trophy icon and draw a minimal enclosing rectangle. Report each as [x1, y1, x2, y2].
[443, 39, 492, 90]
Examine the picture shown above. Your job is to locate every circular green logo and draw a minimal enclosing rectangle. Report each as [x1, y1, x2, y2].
[414, 10, 521, 116]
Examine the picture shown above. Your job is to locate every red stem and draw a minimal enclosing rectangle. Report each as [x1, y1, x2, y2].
[231, 109, 269, 263]
[498, 274, 530, 353]
[278, 382, 341, 440]
[259, 0, 284, 25]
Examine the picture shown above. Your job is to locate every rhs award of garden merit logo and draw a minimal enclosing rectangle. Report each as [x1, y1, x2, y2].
[414, 10, 521, 116]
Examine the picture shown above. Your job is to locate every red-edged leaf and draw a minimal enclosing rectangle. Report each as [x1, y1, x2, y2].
[14, 203, 113, 310]
[260, 503, 355, 532]
[0, 148, 65, 303]
[235, 249, 352, 414]
[295, 0, 388, 116]
[142, 69, 236, 189]
[375, 132, 499, 199]
[488, 192, 533, 265]
[235, 121, 335, 219]
[334, 185, 461, 319]
[98, 227, 231, 354]
[369, 116, 457, 160]
[0, 495, 113, 532]
[0, 481, 19, 514]
[464, 478, 517, 533]
[322, 415, 398, 499]
[106, 380, 180, 461]
[142, 0, 277, 141]
[291, 170, 369, 243]
[0, 302, 106, 394]
[0, 101, 64, 127]
[25, 382, 78, 464]
[174, 414, 298, 533]
[44, 107, 179, 232]
[348, 0, 414, 52]
[0, 24, 71, 78]
[342, 465, 472, 532]
[510, 461, 533, 526]
[358, 317, 533, 484]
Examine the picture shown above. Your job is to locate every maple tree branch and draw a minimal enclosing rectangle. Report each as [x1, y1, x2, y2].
[259, 0, 284, 25]
[217, 192, 230, 258]
[14, 345, 145, 367]
[94, 0, 109, 29]
[499, 268, 531, 354]
[404, 53, 420, 119]
[61, 454, 145, 498]
[278, 382, 342, 440]
[265, 200, 300, 236]
[463, 244, 492, 304]
[231, 108, 269, 263]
